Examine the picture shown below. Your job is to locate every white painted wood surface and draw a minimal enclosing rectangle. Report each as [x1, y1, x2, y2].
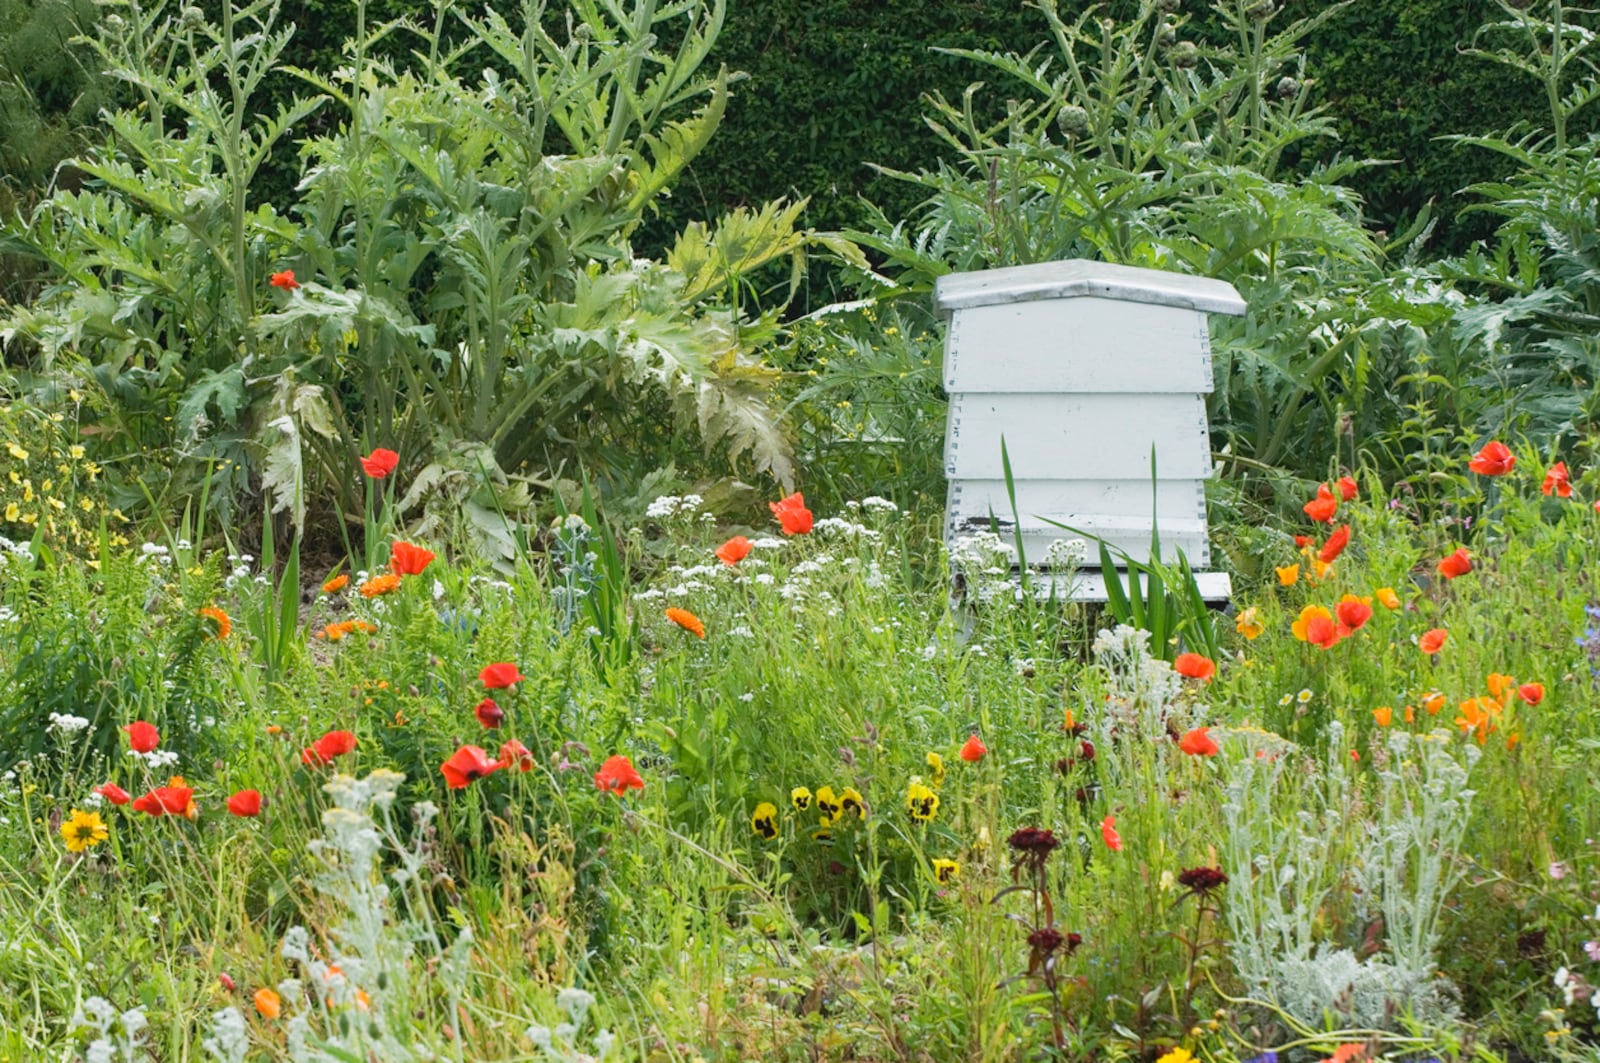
[944, 302, 1213, 394]
[934, 259, 1244, 601]
[944, 393, 1210, 480]
[972, 570, 1234, 603]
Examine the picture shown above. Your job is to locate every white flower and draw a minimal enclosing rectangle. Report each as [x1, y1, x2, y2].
[48, 712, 91, 733]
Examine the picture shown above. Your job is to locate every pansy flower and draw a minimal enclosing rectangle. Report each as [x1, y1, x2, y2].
[905, 782, 938, 822]
[815, 785, 841, 826]
[931, 858, 960, 884]
[790, 785, 813, 811]
[751, 801, 779, 840]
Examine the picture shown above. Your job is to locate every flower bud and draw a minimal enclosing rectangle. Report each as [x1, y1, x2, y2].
[1169, 40, 1200, 69]
[1158, 0, 1180, 11]
[1056, 104, 1090, 139]
[1276, 76, 1301, 99]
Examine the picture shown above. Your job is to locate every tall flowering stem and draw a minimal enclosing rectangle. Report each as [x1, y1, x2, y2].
[995, 826, 1080, 1052]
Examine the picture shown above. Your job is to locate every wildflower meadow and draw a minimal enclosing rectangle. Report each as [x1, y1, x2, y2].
[4, 0, 1600, 1060]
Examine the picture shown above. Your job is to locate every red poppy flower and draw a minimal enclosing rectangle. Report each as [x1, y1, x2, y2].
[1294, 535, 1312, 548]
[480, 662, 525, 689]
[1419, 628, 1448, 655]
[1100, 814, 1122, 851]
[1334, 594, 1373, 632]
[959, 734, 987, 762]
[302, 729, 357, 767]
[441, 745, 503, 789]
[1318, 525, 1350, 564]
[95, 782, 131, 805]
[474, 697, 505, 729]
[1173, 653, 1215, 682]
[1468, 440, 1515, 476]
[715, 536, 753, 566]
[389, 540, 435, 576]
[664, 607, 706, 639]
[227, 789, 262, 817]
[1543, 462, 1572, 498]
[1518, 682, 1545, 705]
[132, 782, 196, 818]
[1178, 727, 1220, 756]
[124, 721, 160, 753]
[1436, 548, 1472, 579]
[769, 492, 814, 535]
[1303, 485, 1338, 523]
[594, 754, 644, 795]
[498, 739, 533, 772]
[268, 270, 299, 291]
[358, 448, 400, 479]
[1335, 475, 1358, 502]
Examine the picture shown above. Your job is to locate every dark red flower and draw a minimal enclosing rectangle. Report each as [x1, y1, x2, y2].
[474, 697, 505, 729]
[1176, 866, 1229, 895]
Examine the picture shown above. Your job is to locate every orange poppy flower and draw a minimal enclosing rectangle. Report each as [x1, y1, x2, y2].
[1456, 698, 1499, 743]
[1276, 564, 1300, 586]
[594, 754, 644, 795]
[959, 734, 987, 762]
[1543, 461, 1572, 498]
[1303, 484, 1338, 523]
[1422, 691, 1446, 715]
[227, 789, 262, 817]
[358, 448, 400, 479]
[1372, 706, 1393, 727]
[1468, 440, 1515, 476]
[1318, 525, 1350, 564]
[1178, 727, 1219, 756]
[1436, 548, 1472, 579]
[321, 572, 349, 594]
[480, 662, 525, 689]
[665, 607, 706, 639]
[389, 540, 435, 576]
[1419, 628, 1448, 655]
[199, 606, 231, 639]
[1173, 653, 1215, 682]
[441, 745, 502, 789]
[1334, 594, 1372, 632]
[124, 720, 160, 753]
[1518, 682, 1545, 705]
[1335, 475, 1358, 501]
[359, 573, 401, 598]
[1375, 587, 1401, 610]
[1291, 605, 1340, 648]
[1486, 672, 1515, 698]
[769, 492, 814, 535]
[715, 536, 753, 566]
[254, 987, 282, 1018]
[1100, 814, 1122, 851]
[268, 270, 299, 291]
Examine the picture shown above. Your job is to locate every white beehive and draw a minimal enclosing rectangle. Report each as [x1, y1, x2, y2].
[934, 259, 1246, 601]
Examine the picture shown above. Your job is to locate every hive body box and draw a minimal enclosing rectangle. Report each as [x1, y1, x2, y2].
[934, 260, 1246, 601]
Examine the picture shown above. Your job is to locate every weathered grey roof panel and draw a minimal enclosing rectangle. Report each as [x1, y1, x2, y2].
[934, 259, 1247, 316]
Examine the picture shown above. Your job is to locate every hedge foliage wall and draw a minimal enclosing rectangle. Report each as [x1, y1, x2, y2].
[1, 0, 1587, 254]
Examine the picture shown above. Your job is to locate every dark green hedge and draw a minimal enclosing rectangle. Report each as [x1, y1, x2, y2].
[647, 0, 1582, 254]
